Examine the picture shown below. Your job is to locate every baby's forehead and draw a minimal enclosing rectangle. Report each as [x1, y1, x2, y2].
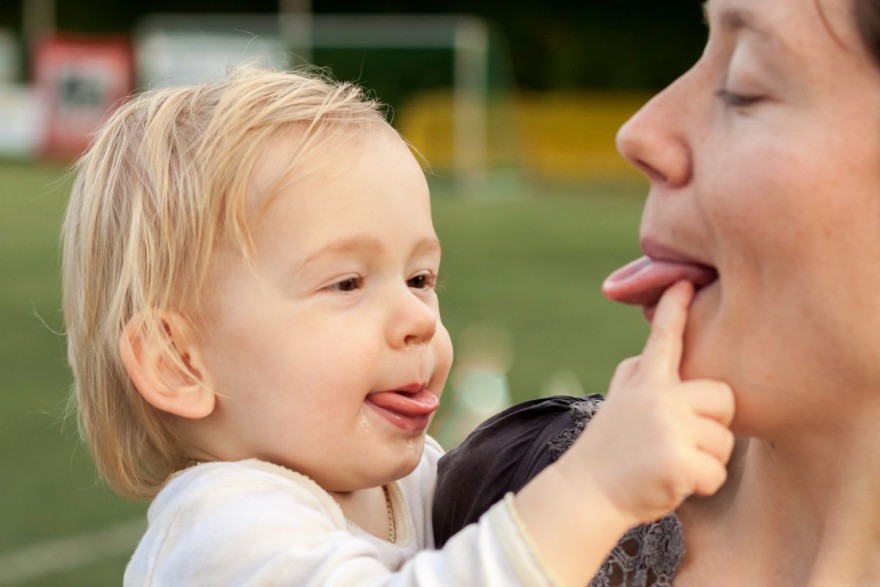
[248, 120, 397, 208]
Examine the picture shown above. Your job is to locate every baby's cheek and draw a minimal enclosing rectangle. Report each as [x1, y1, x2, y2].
[434, 328, 454, 384]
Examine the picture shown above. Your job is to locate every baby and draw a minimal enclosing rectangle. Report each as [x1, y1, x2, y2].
[62, 66, 734, 586]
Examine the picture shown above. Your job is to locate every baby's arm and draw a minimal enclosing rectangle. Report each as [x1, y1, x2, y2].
[514, 280, 736, 586]
[130, 283, 733, 587]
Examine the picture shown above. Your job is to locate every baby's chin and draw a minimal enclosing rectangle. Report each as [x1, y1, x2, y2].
[387, 436, 427, 476]
[348, 438, 428, 489]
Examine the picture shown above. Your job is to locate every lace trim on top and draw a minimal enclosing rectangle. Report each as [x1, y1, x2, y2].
[547, 396, 684, 587]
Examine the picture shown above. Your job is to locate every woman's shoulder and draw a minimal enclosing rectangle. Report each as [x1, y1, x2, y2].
[433, 394, 605, 546]
[432, 394, 685, 585]
[438, 393, 606, 485]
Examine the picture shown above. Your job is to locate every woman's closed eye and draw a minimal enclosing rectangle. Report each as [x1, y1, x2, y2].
[716, 88, 764, 109]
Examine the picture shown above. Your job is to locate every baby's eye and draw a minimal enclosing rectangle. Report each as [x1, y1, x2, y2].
[329, 276, 362, 292]
[407, 272, 437, 290]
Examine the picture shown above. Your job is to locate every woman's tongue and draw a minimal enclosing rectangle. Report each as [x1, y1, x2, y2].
[602, 256, 718, 307]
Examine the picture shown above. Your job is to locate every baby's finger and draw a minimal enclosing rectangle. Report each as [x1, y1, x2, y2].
[610, 355, 641, 383]
[639, 281, 694, 383]
[689, 450, 729, 497]
[679, 380, 736, 426]
[691, 417, 736, 465]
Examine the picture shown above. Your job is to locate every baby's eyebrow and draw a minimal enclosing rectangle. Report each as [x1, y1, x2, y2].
[299, 236, 384, 269]
[414, 237, 443, 257]
[298, 235, 441, 270]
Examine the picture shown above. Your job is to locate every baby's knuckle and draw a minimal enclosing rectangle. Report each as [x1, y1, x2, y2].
[721, 429, 736, 459]
[698, 464, 728, 496]
[655, 442, 690, 477]
[612, 356, 640, 380]
[647, 328, 675, 350]
[657, 471, 692, 508]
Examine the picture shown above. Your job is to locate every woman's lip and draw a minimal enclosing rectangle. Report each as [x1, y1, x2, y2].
[642, 278, 718, 324]
[603, 236, 719, 314]
[640, 238, 711, 267]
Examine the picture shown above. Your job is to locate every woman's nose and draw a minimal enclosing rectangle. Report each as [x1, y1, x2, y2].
[616, 79, 693, 188]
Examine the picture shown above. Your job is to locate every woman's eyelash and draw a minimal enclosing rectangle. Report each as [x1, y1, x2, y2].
[715, 89, 763, 108]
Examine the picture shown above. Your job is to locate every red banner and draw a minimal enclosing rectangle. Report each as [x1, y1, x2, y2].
[33, 34, 133, 160]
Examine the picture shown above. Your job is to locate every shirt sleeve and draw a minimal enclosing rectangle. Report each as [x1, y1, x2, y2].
[401, 494, 560, 586]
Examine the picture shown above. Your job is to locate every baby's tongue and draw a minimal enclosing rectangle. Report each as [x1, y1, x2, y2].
[602, 256, 717, 307]
[369, 388, 439, 416]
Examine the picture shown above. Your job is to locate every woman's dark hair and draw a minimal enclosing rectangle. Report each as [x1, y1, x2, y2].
[855, 0, 880, 67]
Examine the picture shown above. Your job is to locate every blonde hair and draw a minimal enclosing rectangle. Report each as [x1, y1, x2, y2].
[62, 65, 387, 500]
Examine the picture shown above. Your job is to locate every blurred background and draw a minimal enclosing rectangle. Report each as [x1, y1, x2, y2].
[0, 1, 706, 584]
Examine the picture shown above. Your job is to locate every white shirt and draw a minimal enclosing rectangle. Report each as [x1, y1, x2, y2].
[125, 437, 557, 586]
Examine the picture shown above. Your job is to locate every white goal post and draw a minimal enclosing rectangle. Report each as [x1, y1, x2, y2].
[135, 14, 490, 189]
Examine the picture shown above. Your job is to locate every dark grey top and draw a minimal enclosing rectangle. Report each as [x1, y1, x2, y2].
[433, 394, 684, 587]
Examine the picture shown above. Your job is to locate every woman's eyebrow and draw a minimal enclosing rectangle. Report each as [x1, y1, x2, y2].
[702, 2, 773, 36]
[703, 2, 790, 56]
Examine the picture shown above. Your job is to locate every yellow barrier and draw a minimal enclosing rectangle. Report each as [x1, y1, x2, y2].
[397, 90, 652, 183]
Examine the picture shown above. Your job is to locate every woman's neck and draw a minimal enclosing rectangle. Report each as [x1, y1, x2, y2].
[676, 400, 880, 586]
[804, 402, 880, 585]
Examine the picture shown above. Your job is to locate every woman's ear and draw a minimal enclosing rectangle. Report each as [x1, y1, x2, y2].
[119, 311, 215, 419]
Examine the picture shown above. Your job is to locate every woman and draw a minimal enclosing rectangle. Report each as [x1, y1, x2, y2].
[433, 0, 880, 585]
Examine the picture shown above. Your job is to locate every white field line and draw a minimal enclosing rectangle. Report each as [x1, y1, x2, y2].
[0, 519, 145, 584]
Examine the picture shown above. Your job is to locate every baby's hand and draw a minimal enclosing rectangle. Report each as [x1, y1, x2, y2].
[568, 280, 736, 526]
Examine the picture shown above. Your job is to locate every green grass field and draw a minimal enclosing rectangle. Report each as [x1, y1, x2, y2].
[0, 160, 650, 585]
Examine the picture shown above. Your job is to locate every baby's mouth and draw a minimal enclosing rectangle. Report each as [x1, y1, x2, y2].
[367, 385, 439, 418]
[366, 384, 439, 433]
[602, 255, 718, 316]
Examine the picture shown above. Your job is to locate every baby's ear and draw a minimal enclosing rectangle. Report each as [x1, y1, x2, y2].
[119, 311, 215, 419]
